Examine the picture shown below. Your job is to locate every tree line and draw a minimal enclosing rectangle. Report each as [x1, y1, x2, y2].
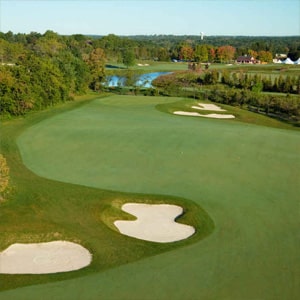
[152, 70, 300, 125]
[217, 70, 299, 94]
[3, 31, 299, 64]
[1, 30, 300, 118]
[95, 34, 300, 63]
[91, 34, 300, 63]
[153, 69, 300, 94]
[0, 31, 107, 116]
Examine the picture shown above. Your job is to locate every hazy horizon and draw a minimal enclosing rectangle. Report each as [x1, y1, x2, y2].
[1, 0, 299, 37]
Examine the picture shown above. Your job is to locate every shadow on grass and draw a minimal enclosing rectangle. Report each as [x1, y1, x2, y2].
[106, 64, 126, 69]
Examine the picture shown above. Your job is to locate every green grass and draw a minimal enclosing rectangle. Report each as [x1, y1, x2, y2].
[0, 95, 213, 293]
[156, 97, 300, 130]
[1, 95, 299, 299]
[106, 61, 189, 72]
[212, 63, 300, 72]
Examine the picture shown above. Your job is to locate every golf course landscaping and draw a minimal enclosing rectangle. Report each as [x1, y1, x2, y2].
[0, 94, 299, 299]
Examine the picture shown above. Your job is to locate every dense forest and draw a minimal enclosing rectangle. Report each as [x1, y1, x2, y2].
[94, 34, 300, 62]
[0, 30, 300, 120]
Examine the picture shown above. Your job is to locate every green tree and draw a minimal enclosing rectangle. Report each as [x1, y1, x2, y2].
[287, 47, 300, 61]
[221, 70, 231, 85]
[0, 38, 25, 63]
[283, 76, 292, 93]
[33, 37, 65, 57]
[252, 81, 263, 93]
[157, 47, 170, 61]
[86, 48, 106, 91]
[248, 49, 258, 58]
[123, 49, 136, 68]
[0, 66, 16, 115]
[257, 50, 273, 63]
[18, 53, 68, 109]
[262, 76, 273, 92]
[203, 70, 218, 84]
[194, 45, 209, 62]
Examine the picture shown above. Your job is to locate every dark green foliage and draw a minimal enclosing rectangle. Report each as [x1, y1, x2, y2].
[0, 55, 69, 115]
[287, 46, 300, 61]
[0, 32, 106, 116]
[152, 70, 300, 125]
[122, 49, 136, 68]
[206, 86, 300, 125]
[85, 48, 106, 91]
[1, 31, 300, 118]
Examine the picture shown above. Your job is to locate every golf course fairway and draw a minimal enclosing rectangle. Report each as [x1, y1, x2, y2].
[1, 95, 299, 299]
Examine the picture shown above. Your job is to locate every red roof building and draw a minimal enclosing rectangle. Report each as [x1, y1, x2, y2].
[236, 55, 258, 64]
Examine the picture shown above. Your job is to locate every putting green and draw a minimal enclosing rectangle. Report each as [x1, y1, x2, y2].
[4, 95, 299, 299]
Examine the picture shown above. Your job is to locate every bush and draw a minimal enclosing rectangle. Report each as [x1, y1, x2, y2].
[0, 154, 10, 200]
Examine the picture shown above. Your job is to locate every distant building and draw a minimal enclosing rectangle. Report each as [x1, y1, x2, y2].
[275, 53, 287, 59]
[273, 53, 288, 64]
[236, 55, 258, 64]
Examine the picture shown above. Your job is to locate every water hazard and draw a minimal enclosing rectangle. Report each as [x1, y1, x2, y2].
[105, 72, 171, 88]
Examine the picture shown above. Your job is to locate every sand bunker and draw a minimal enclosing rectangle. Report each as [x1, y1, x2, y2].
[0, 241, 92, 274]
[174, 111, 235, 119]
[174, 111, 201, 117]
[114, 203, 195, 243]
[174, 102, 235, 119]
[193, 103, 226, 111]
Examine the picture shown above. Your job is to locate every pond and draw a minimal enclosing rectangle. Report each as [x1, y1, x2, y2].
[105, 72, 171, 88]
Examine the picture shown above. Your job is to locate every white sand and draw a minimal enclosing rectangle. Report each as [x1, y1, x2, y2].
[174, 111, 201, 117]
[203, 113, 235, 119]
[200, 103, 226, 111]
[114, 203, 195, 243]
[174, 111, 235, 119]
[195, 103, 226, 111]
[0, 241, 92, 274]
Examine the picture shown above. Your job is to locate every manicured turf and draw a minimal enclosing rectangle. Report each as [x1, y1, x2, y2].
[0, 95, 212, 292]
[106, 61, 189, 71]
[156, 98, 300, 130]
[1, 95, 300, 299]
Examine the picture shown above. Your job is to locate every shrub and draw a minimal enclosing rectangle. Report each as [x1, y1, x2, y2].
[0, 154, 10, 200]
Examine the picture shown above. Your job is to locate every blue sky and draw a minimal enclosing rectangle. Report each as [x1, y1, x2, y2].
[0, 0, 299, 36]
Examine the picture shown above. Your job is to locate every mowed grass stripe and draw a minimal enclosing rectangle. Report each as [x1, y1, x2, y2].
[1, 95, 300, 299]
